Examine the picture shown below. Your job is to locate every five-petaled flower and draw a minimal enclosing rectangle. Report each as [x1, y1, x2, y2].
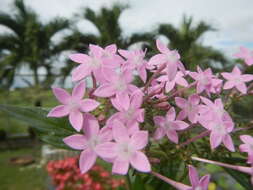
[188, 165, 210, 190]
[154, 107, 189, 143]
[221, 66, 253, 94]
[234, 46, 253, 66]
[63, 113, 112, 173]
[47, 82, 100, 131]
[96, 120, 151, 175]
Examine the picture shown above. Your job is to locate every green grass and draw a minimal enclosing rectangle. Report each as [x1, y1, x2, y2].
[0, 147, 47, 190]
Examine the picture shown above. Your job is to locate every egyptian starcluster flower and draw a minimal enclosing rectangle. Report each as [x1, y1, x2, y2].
[46, 41, 253, 187]
[198, 97, 235, 151]
[221, 66, 253, 94]
[234, 46, 253, 66]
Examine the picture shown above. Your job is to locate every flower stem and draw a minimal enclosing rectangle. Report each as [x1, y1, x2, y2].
[178, 130, 210, 148]
[192, 157, 252, 175]
[151, 171, 191, 190]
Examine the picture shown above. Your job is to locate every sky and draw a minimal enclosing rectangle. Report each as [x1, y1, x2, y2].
[1, 0, 253, 87]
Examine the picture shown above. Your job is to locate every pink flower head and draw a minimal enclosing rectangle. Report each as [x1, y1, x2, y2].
[221, 66, 253, 94]
[154, 107, 189, 143]
[148, 40, 185, 81]
[175, 94, 200, 123]
[188, 165, 210, 190]
[157, 71, 188, 92]
[93, 68, 138, 110]
[63, 113, 112, 173]
[110, 90, 144, 126]
[47, 82, 100, 131]
[189, 66, 222, 95]
[234, 46, 253, 66]
[69, 44, 120, 82]
[119, 49, 148, 82]
[240, 135, 253, 164]
[96, 120, 151, 175]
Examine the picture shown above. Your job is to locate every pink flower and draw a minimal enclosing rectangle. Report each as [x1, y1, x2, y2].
[189, 66, 222, 95]
[96, 120, 151, 175]
[157, 71, 188, 92]
[119, 49, 148, 82]
[148, 40, 185, 81]
[234, 46, 253, 66]
[153, 107, 189, 143]
[175, 94, 200, 123]
[63, 113, 112, 173]
[221, 66, 253, 94]
[69, 44, 119, 82]
[110, 90, 144, 127]
[47, 82, 100, 131]
[93, 68, 138, 110]
[240, 135, 253, 164]
[188, 165, 210, 190]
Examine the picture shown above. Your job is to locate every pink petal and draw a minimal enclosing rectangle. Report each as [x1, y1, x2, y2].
[63, 134, 87, 150]
[166, 107, 176, 121]
[111, 97, 124, 111]
[69, 110, 83, 131]
[47, 105, 69, 117]
[130, 151, 151, 173]
[83, 113, 99, 138]
[93, 83, 116, 97]
[105, 44, 117, 54]
[69, 53, 90, 64]
[79, 149, 97, 173]
[72, 81, 86, 100]
[148, 54, 167, 66]
[72, 64, 92, 81]
[166, 130, 179, 144]
[99, 127, 113, 143]
[130, 131, 148, 150]
[223, 134, 235, 152]
[210, 132, 223, 149]
[242, 74, 253, 82]
[116, 92, 130, 111]
[236, 83, 247, 94]
[130, 90, 143, 109]
[167, 62, 178, 81]
[154, 116, 166, 126]
[173, 121, 189, 130]
[175, 97, 187, 108]
[223, 81, 235, 90]
[165, 81, 175, 92]
[189, 94, 200, 105]
[240, 135, 253, 144]
[52, 88, 71, 104]
[221, 72, 233, 80]
[188, 165, 199, 187]
[156, 39, 168, 54]
[95, 142, 117, 159]
[176, 77, 188, 87]
[136, 109, 144, 122]
[177, 110, 187, 121]
[232, 66, 241, 75]
[112, 158, 129, 175]
[89, 44, 104, 57]
[112, 120, 129, 142]
[154, 127, 165, 140]
[239, 144, 250, 153]
[199, 175, 210, 189]
[118, 49, 132, 59]
[138, 65, 147, 83]
[80, 99, 100, 112]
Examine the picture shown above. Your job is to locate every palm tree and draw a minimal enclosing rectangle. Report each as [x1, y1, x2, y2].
[0, 0, 70, 89]
[157, 15, 227, 70]
[59, 4, 154, 84]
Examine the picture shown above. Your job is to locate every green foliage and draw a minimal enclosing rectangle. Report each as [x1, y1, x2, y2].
[0, 104, 74, 149]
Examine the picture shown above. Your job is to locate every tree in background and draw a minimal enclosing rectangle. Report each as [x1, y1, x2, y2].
[0, 0, 70, 89]
[158, 15, 228, 71]
[59, 4, 154, 84]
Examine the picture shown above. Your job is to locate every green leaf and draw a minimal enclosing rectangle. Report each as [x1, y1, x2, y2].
[223, 168, 252, 190]
[131, 174, 146, 190]
[0, 104, 75, 148]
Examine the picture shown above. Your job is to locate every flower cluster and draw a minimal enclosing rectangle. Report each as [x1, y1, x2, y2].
[48, 40, 253, 189]
[46, 157, 125, 190]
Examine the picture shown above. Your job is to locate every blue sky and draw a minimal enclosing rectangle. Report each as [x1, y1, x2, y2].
[1, 0, 253, 88]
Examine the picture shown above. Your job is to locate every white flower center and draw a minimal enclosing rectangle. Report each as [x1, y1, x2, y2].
[114, 80, 127, 91]
[88, 136, 100, 149]
[167, 52, 178, 63]
[117, 143, 134, 160]
[90, 58, 101, 68]
[68, 100, 80, 111]
[194, 186, 202, 190]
